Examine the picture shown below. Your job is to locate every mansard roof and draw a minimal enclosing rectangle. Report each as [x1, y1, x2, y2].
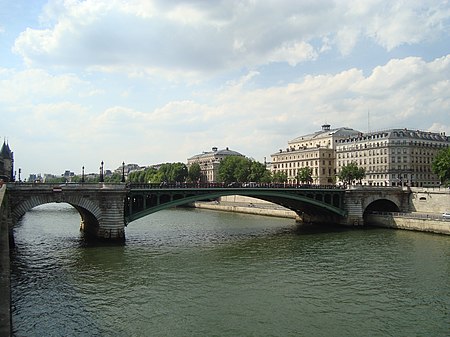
[337, 128, 449, 144]
[288, 125, 361, 144]
[188, 147, 244, 161]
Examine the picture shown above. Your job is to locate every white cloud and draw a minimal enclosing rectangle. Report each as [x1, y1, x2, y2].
[268, 41, 317, 66]
[0, 68, 90, 103]
[12, 0, 450, 78]
[366, 1, 450, 50]
[3, 1, 450, 177]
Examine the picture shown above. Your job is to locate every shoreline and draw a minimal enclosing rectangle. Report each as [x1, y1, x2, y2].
[193, 199, 450, 236]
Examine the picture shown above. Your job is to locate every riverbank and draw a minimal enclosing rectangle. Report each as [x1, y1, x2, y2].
[366, 213, 450, 235]
[0, 185, 11, 337]
[193, 199, 299, 220]
[194, 195, 450, 235]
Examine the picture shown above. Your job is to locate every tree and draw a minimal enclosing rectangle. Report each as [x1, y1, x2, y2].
[218, 156, 271, 183]
[144, 167, 160, 183]
[127, 163, 188, 184]
[272, 171, 288, 183]
[105, 172, 122, 183]
[171, 162, 188, 183]
[297, 167, 313, 184]
[156, 163, 188, 183]
[248, 161, 269, 182]
[218, 156, 250, 183]
[188, 163, 202, 182]
[432, 147, 450, 186]
[338, 162, 366, 186]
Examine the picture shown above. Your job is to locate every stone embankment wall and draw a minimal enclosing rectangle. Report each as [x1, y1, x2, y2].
[194, 195, 299, 219]
[366, 214, 450, 235]
[409, 187, 450, 213]
[0, 184, 11, 336]
[195, 193, 450, 235]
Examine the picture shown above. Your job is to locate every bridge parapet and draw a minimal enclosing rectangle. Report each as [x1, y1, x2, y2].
[343, 186, 411, 225]
[6, 183, 128, 241]
[5, 183, 413, 242]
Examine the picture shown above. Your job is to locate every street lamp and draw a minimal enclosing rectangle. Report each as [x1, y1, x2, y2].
[100, 161, 104, 182]
[121, 161, 125, 183]
[81, 166, 85, 183]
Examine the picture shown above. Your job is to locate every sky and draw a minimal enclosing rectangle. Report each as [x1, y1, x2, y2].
[1, 0, 450, 179]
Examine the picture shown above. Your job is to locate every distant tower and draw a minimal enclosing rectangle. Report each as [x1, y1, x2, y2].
[0, 140, 14, 182]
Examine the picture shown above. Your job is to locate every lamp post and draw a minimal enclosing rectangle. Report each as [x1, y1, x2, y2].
[121, 161, 126, 183]
[99, 161, 104, 182]
[81, 166, 85, 183]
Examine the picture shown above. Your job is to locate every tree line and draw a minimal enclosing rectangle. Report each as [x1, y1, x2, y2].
[42, 147, 450, 187]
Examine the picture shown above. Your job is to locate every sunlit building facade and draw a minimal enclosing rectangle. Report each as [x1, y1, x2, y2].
[187, 147, 244, 183]
[270, 125, 361, 184]
[336, 128, 450, 187]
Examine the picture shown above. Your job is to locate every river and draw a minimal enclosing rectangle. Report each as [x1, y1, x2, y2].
[10, 203, 450, 336]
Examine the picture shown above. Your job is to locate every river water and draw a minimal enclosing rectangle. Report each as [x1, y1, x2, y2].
[10, 203, 450, 336]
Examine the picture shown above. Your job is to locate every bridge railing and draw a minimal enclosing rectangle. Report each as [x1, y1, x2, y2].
[128, 182, 344, 189]
[6, 182, 127, 190]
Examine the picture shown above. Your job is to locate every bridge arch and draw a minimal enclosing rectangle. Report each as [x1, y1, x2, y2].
[362, 198, 401, 224]
[9, 192, 102, 236]
[125, 189, 346, 224]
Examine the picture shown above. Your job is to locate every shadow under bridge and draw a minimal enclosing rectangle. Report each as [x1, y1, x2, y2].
[124, 186, 347, 224]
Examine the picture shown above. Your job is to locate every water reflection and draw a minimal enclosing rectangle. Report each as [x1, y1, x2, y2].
[10, 204, 450, 337]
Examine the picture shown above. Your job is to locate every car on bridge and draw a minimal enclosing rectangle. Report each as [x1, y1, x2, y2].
[443, 212, 450, 219]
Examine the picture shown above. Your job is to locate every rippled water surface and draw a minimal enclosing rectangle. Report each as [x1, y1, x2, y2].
[11, 203, 450, 336]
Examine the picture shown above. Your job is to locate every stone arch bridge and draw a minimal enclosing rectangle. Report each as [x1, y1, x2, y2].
[4, 183, 411, 241]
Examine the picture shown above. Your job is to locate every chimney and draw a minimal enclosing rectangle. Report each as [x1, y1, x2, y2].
[322, 124, 331, 131]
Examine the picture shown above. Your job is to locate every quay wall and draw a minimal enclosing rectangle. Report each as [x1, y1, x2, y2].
[409, 187, 450, 213]
[194, 195, 299, 219]
[0, 185, 11, 336]
[366, 214, 450, 235]
[195, 194, 450, 235]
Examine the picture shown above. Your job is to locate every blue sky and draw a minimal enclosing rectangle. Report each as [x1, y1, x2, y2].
[1, 0, 450, 179]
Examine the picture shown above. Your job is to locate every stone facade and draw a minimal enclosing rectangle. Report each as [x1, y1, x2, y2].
[271, 125, 449, 187]
[336, 129, 449, 187]
[409, 187, 450, 213]
[0, 141, 14, 182]
[187, 147, 244, 183]
[270, 124, 360, 184]
[7, 184, 128, 241]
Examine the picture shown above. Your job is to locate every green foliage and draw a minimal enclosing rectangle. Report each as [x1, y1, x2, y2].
[188, 162, 202, 182]
[218, 156, 248, 183]
[272, 171, 288, 183]
[104, 173, 122, 183]
[248, 161, 267, 182]
[432, 147, 450, 186]
[43, 176, 66, 184]
[260, 169, 272, 183]
[297, 167, 313, 184]
[218, 156, 271, 183]
[128, 163, 188, 183]
[338, 162, 366, 185]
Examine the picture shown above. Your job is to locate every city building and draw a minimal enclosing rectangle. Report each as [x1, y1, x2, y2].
[336, 128, 449, 187]
[187, 147, 244, 183]
[0, 140, 14, 182]
[270, 125, 361, 184]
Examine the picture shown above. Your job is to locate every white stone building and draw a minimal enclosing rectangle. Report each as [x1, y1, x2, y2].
[270, 125, 361, 184]
[187, 147, 244, 183]
[336, 128, 450, 187]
